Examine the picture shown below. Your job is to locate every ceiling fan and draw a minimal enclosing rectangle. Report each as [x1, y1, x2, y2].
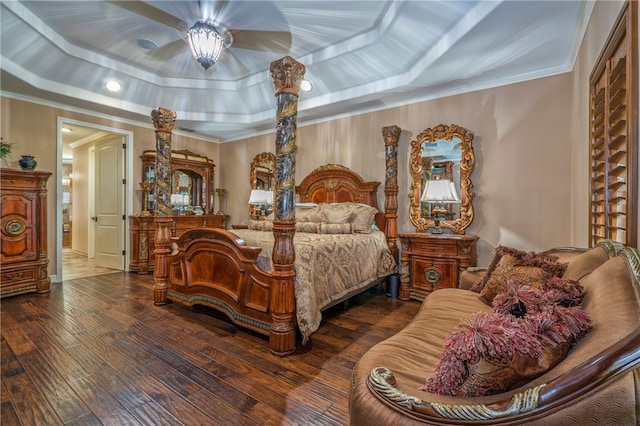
[108, 0, 292, 71]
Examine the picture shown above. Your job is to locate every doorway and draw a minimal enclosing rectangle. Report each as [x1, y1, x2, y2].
[56, 118, 134, 282]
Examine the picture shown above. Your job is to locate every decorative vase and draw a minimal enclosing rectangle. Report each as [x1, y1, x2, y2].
[18, 155, 37, 170]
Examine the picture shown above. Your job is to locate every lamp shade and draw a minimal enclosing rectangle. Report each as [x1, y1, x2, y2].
[248, 189, 273, 205]
[420, 180, 460, 203]
[187, 21, 224, 70]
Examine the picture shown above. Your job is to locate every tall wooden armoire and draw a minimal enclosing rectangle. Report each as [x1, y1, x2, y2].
[1, 169, 52, 297]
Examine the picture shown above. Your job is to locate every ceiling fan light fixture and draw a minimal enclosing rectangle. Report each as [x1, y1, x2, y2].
[187, 21, 225, 71]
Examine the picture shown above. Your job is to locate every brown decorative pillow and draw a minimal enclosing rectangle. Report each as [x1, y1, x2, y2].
[471, 246, 568, 305]
[421, 312, 544, 396]
[537, 277, 586, 307]
[422, 307, 589, 397]
[459, 339, 570, 397]
[319, 222, 353, 234]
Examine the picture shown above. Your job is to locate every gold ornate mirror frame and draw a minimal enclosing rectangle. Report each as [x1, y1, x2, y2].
[409, 124, 475, 234]
[250, 152, 276, 219]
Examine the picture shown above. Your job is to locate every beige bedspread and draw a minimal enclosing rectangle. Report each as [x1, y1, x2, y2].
[232, 229, 398, 343]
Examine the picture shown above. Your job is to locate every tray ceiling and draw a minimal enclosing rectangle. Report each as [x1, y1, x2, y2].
[0, 1, 593, 142]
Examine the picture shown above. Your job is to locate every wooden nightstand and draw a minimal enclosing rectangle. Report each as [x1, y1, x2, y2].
[398, 233, 478, 301]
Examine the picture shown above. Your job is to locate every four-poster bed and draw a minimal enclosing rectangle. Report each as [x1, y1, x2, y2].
[151, 57, 401, 356]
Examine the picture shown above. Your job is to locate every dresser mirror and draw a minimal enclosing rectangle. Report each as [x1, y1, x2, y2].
[140, 149, 215, 214]
[172, 169, 201, 206]
[250, 152, 275, 219]
[408, 124, 475, 234]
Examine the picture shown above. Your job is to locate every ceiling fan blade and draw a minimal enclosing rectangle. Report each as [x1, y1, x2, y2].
[230, 30, 292, 53]
[107, 1, 188, 31]
[213, 0, 230, 18]
[222, 48, 251, 75]
[145, 39, 188, 61]
[197, 0, 231, 21]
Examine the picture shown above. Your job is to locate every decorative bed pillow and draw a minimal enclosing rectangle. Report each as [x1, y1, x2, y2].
[248, 219, 273, 231]
[319, 222, 353, 234]
[295, 203, 318, 219]
[301, 206, 326, 223]
[349, 204, 378, 233]
[248, 219, 264, 230]
[295, 221, 320, 233]
[320, 203, 353, 224]
[471, 246, 568, 304]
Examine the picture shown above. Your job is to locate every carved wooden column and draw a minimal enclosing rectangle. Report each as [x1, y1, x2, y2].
[382, 125, 400, 262]
[268, 56, 305, 356]
[151, 107, 176, 305]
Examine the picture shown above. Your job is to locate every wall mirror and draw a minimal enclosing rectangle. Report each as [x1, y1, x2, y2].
[172, 169, 203, 206]
[408, 124, 475, 234]
[139, 149, 215, 213]
[250, 152, 275, 219]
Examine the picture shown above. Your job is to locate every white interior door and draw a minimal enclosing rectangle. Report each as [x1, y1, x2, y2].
[94, 136, 125, 270]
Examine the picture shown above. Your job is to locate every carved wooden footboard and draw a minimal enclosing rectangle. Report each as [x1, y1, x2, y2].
[165, 228, 276, 334]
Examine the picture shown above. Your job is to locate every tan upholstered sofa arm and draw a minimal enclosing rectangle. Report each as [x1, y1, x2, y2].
[368, 324, 640, 423]
[459, 267, 487, 290]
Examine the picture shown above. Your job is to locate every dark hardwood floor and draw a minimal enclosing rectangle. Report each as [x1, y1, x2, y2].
[1, 273, 420, 425]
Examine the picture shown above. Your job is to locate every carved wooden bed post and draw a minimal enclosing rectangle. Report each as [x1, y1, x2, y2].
[382, 125, 400, 262]
[151, 107, 176, 305]
[268, 56, 306, 356]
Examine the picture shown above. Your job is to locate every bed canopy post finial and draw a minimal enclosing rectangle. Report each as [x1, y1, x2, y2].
[269, 55, 306, 356]
[382, 125, 401, 262]
[150, 107, 176, 306]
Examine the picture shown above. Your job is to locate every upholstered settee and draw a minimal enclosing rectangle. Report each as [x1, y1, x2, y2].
[349, 240, 640, 425]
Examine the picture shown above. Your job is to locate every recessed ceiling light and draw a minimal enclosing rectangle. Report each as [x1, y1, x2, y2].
[137, 38, 158, 50]
[300, 79, 313, 92]
[62, 127, 71, 133]
[105, 80, 121, 92]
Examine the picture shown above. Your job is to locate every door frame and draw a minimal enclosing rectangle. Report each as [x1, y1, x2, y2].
[56, 117, 134, 282]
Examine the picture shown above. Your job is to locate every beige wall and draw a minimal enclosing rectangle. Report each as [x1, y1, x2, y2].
[0, 98, 222, 280]
[0, 0, 630, 277]
[221, 74, 575, 264]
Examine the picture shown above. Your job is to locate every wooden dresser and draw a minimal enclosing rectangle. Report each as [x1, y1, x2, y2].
[129, 214, 228, 274]
[1, 169, 52, 297]
[398, 232, 478, 301]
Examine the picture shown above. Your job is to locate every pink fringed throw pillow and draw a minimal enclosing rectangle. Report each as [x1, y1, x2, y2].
[421, 312, 544, 396]
[424, 283, 592, 397]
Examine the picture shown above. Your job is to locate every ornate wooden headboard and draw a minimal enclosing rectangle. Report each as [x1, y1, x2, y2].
[295, 163, 386, 231]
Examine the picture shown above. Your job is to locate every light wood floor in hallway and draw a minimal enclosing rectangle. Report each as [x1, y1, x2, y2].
[62, 249, 121, 281]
